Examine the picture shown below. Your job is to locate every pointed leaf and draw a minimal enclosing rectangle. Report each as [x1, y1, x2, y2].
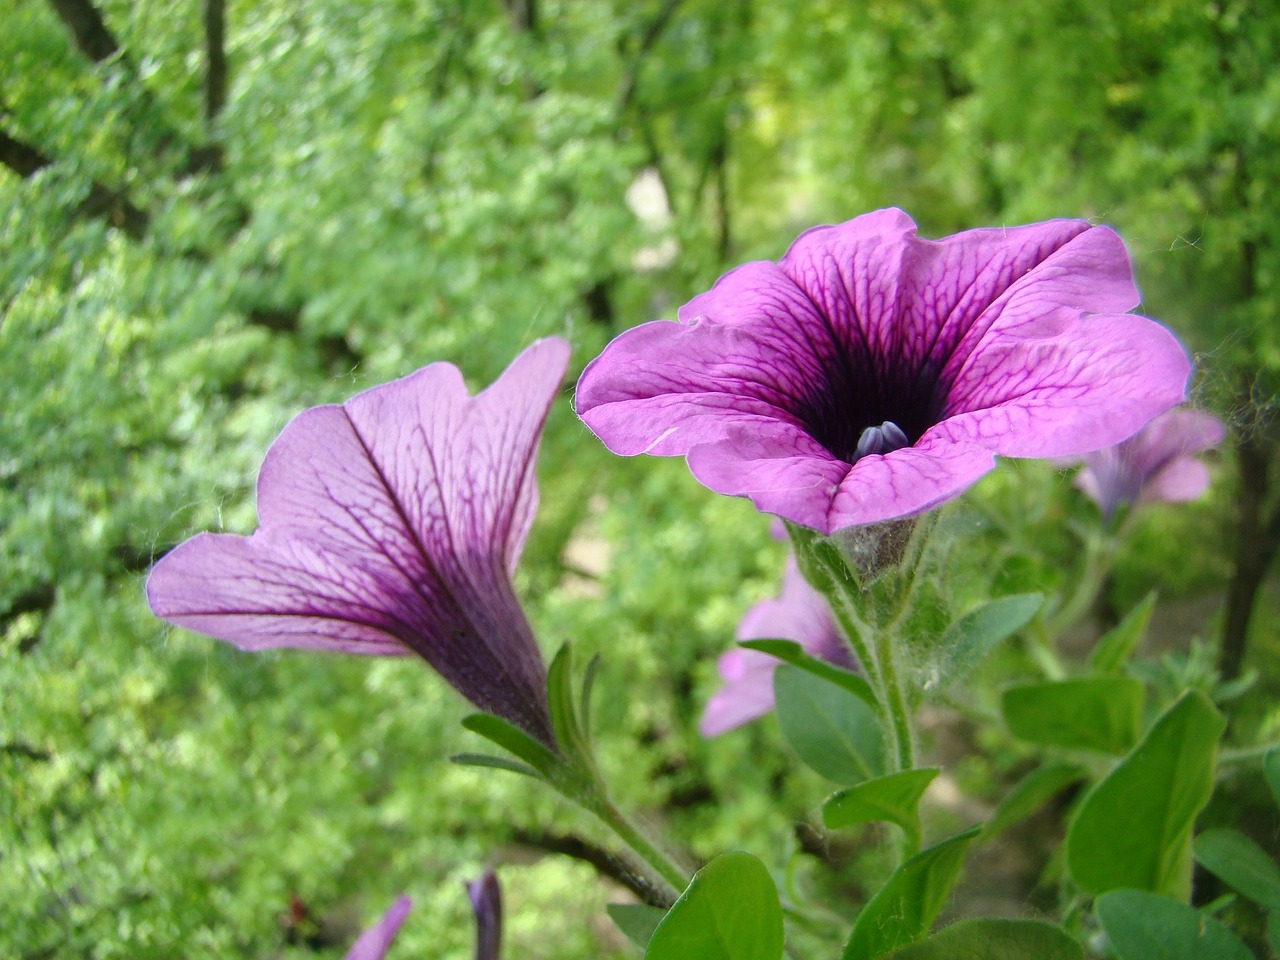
[1268, 910, 1280, 956]
[983, 763, 1087, 840]
[449, 753, 541, 779]
[740, 638, 877, 709]
[1095, 889, 1252, 960]
[1193, 828, 1280, 911]
[773, 663, 885, 784]
[1088, 591, 1156, 673]
[580, 653, 602, 744]
[461, 713, 561, 778]
[1066, 691, 1225, 899]
[645, 852, 784, 960]
[1003, 677, 1144, 754]
[915, 594, 1042, 694]
[1265, 749, 1280, 810]
[823, 769, 939, 850]
[842, 827, 980, 959]
[885, 918, 1084, 960]
[608, 904, 667, 950]
[546, 643, 588, 762]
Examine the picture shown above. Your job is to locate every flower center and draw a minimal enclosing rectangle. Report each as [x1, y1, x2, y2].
[853, 421, 911, 461]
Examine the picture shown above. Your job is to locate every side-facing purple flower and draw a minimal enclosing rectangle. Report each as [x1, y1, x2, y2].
[147, 338, 571, 746]
[1069, 408, 1225, 520]
[344, 896, 412, 960]
[700, 557, 852, 736]
[576, 209, 1190, 534]
[466, 870, 503, 960]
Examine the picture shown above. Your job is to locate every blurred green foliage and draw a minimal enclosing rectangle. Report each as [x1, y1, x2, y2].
[3, 0, 1277, 957]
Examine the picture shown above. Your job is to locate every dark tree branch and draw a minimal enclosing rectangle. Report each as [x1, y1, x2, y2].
[2, 741, 53, 763]
[511, 829, 676, 908]
[503, 0, 537, 34]
[617, 0, 683, 114]
[190, 0, 228, 174]
[1220, 416, 1280, 680]
[203, 0, 227, 123]
[711, 131, 730, 262]
[47, 0, 120, 63]
[0, 127, 150, 239]
[0, 127, 49, 177]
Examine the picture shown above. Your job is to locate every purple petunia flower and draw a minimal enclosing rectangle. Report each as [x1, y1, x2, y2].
[343, 896, 412, 960]
[466, 870, 503, 960]
[700, 557, 852, 736]
[1069, 408, 1225, 520]
[146, 338, 571, 746]
[576, 209, 1190, 534]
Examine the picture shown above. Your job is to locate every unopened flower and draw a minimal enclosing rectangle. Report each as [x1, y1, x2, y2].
[147, 339, 571, 746]
[1069, 408, 1225, 519]
[576, 209, 1190, 533]
[466, 870, 503, 960]
[700, 557, 852, 736]
[344, 896, 412, 960]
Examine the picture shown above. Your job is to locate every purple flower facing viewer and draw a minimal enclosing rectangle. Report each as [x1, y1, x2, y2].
[344, 896, 412, 960]
[576, 209, 1191, 534]
[147, 338, 570, 746]
[700, 557, 852, 736]
[1070, 408, 1225, 520]
[466, 870, 503, 960]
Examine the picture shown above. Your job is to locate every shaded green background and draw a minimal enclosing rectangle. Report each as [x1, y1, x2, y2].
[4, 0, 1278, 956]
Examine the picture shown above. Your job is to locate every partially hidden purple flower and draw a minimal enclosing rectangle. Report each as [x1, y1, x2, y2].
[700, 557, 853, 736]
[576, 209, 1190, 534]
[344, 896, 412, 960]
[466, 869, 503, 960]
[1069, 408, 1225, 520]
[146, 338, 571, 746]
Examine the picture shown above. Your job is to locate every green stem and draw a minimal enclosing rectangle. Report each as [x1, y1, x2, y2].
[1043, 525, 1118, 641]
[590, 793, 689, 902]
[876, 624, 915, 774]
[1220, 742, 1280, 767]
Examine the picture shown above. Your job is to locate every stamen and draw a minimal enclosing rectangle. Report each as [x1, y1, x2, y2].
[853, 421, 911, 461]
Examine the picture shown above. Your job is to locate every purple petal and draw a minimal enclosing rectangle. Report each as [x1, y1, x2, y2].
[466, 870, 503, 960]
[1070, 408, 1225, 517]
[700, 649, 779, 736]
[700, 558, 850, 736]
[1143, 458, 1212, 504]
[577, 210, 1189, 532]
[936, 312, 1190, 457]
[343, 896, 412, 960]
[147, 339, 571, 744]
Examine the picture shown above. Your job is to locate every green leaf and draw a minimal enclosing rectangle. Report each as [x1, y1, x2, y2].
[842, 827, 980, 959]
[915, 593, 1042, 694]
[773, 663, 885, 784]
[579, 652, 602, 744]
[460, 713, 562, 778]
[885, 918, 1084, 959]
[448, 753, 541, 778]
[1088, 591, 1156, 673]
[608, 903, 667, 950]
[1095, 889, 1253, 960]
[547, 642, 588, 761]
[1268, 910, 1280, 956]
[1265, 748, 1280, 809]
[1002, 677, 1144, 754]
[740, 638, 878, 710]
[1193, 827, 1280, 911]
[822, 769, 939, 850]
[645, 851, 784, 960]
[1066, 691, 1225, 899]
[983, 762, 1088, 840]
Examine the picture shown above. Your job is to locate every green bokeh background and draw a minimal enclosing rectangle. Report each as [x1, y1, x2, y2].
[4, 0, 1278, 956]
